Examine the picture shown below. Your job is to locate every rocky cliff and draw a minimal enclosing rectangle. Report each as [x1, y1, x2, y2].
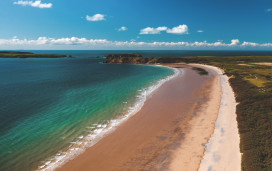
[103, 53, 210, 64]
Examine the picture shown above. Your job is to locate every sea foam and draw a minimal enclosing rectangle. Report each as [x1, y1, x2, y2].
[37, 66, 181, 171]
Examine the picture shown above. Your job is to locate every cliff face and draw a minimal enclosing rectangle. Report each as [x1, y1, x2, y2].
[104, 54, 272, 65]
[103, 53, 155, 64]
[103, 54, 207, 64]
[104, 56, 157, 64]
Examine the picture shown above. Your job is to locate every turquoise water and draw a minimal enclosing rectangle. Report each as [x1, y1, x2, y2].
[2, 50, 271, 171]
[0, 53, 174, 171]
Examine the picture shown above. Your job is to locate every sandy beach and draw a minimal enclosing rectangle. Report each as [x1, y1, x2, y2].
[56, 64, 240, 171]
[198, 65, 241, 171]
[167, 64, 222, 171]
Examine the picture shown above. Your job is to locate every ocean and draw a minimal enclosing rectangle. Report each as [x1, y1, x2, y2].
[0, 50, 271, 171]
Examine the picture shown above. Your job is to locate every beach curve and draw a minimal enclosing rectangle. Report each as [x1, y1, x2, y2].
[37, 65, 180, 171]
[56, 64, 225, 171]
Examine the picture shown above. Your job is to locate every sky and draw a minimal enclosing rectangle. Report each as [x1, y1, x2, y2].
[0, 0, 272, 50]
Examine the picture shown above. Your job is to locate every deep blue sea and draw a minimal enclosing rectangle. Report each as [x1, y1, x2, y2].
[0, 50, 271, 171]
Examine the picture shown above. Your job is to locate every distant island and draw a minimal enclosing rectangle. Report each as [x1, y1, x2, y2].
[0, 51, 66, 58]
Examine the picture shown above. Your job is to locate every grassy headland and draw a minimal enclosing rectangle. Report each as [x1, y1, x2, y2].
[0, 51, 66, 58]
[104, 54, 272, 171]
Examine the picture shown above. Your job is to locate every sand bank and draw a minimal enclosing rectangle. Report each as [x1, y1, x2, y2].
[56, 64, 234, 171]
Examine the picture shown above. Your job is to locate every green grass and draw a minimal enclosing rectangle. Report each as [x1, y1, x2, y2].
[244, 78, 266, 87]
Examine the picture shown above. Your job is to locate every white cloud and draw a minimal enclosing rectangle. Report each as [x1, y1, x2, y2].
[197, 30, 204, 33]
[140, 26, 167, 34]
[1, 37, 272, 50]
[140, 25, 188, 35]
[157, 26, 168, 31]
[13, 0, 52, 8]
[118, 26, 127, 31]
[166, 25, 188, 34]
[86, 14, 105, 21]
[266, 8, 272, 12]
[230, 39, 240, 45]
[241, 41, 259, 47]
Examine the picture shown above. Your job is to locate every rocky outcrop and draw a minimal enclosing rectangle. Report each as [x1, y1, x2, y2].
[105, 53, 142, 58]
[104, 56, 157, 64]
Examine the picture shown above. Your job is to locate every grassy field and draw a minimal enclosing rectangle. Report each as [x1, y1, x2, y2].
[105, 55, 272, 171]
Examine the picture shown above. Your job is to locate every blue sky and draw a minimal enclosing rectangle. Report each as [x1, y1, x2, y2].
[0, 0, 272, 49]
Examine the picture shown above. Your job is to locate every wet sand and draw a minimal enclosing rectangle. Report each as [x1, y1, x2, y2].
[57, 64, 222, 171]
[168, 64, 222, 171]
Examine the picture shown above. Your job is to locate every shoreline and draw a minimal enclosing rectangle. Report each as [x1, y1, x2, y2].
[46, 63, 240, 171]
[56, 64, 223, 171]
[37, 65, 180, 171]
[165, 64, 241, 171]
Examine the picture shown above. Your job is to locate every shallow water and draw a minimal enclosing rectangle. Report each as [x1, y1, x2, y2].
[0, 52, 173, 171]
[1, 50, 271, 171]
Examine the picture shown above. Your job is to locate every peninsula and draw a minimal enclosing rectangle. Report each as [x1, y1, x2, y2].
[104, 54, 272, 171]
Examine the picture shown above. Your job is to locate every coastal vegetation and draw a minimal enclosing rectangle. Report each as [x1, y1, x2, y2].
[0, 51, 66, 58]
[105, 54, 272, 171]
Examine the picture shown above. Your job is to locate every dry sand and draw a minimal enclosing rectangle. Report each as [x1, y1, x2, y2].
[56, 64, 240, 171]
[252, 62, 272, 66]
[197, 64, 241, 171]
[237, 63, 253, 66]
[168, 64, 222, 171]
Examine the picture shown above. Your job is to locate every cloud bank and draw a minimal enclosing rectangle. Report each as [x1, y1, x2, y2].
[1, 37, 272, 50]
[86, 14, 105, 21]
[13, 0, 52, 8]
[140, 25, 188, 34]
